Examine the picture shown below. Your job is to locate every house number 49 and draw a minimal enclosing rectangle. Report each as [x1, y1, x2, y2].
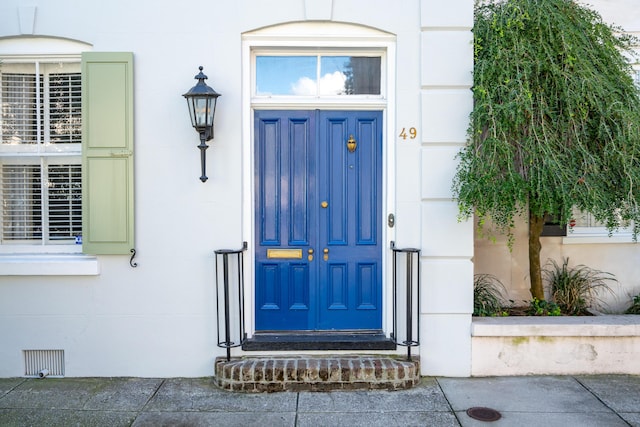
[399, 127, 417, 140]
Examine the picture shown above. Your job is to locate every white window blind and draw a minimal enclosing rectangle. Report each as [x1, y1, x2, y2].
[1, 71, 41, 145]
[47, 163, 82, 241]
[49, 73, 82, 144]
[1, 164, 41, 241]
[0, 162, 81, 244]
[0, 60, 82, 247]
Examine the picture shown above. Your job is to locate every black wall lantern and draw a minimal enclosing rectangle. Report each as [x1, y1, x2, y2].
[183, 66, 221, 182]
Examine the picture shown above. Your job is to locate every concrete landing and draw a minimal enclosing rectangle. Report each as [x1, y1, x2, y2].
[214, 356, 420, 392]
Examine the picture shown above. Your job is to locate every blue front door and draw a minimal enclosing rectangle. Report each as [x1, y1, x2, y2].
[255, 110, 383, 331]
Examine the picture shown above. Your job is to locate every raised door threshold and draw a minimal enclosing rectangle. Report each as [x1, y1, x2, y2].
[242, 332, 396, 351]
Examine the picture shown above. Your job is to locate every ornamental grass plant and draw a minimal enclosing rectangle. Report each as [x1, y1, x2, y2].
[543, 258, 616, 315]
[473, 274, 508, 317]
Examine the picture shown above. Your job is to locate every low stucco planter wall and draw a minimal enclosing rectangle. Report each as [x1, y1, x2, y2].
[471, 316, 640, 376]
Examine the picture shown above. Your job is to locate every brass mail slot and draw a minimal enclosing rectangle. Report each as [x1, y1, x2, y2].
[267, 248, 303, 259]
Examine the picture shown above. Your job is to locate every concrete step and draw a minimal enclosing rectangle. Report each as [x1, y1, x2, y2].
[242, 332, 396, 351]
[214, 355, 420, 392]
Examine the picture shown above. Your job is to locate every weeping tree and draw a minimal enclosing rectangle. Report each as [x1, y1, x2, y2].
[453, 0, 640, 300]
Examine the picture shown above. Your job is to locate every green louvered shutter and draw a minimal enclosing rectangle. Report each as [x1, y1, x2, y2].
[81, 52, 134, 255]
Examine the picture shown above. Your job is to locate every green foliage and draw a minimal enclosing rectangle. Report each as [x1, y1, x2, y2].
[543, 258, 615, 315]
[454, 0, 640, 239]
[473, 274, 508, 316]
[527, 297, 562, 316]
[625, 295, 640, 314]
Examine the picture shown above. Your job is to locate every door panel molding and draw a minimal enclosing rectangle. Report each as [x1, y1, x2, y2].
[255, 110, 382, 331]
[257, 118, 282, 245]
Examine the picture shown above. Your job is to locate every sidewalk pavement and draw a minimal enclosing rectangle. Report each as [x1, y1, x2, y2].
[1, 375, 639, 426]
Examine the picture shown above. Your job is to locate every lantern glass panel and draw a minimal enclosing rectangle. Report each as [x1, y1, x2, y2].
[194, 97, 210, 129]
[208, 98, 217, 129]
[186, 98, 197, 128]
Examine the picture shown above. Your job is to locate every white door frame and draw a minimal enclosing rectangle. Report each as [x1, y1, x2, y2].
[241, 22, 397, 340]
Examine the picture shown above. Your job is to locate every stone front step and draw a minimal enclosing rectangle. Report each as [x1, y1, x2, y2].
[214, 356, 420, 392]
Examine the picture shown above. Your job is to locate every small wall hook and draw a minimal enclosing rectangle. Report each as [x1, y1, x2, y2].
[129, 248, 138, 268]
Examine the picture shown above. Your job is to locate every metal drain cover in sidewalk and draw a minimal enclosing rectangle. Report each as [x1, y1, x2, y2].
[466, 407, 502, 422]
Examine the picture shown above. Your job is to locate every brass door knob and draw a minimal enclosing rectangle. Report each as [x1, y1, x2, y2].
[321, 201, 328, 208]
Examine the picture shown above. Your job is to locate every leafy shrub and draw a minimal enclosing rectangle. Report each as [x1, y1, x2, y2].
[526, 297, 561, 316]
[543, 258, 615, 315]
[625, 295, 640, 315]
[473, 274, 508, 316]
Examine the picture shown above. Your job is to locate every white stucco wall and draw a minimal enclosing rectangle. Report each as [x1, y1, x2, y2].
[472, 316, 640, 376]
[418, 0, 474, 376]
[586, 0, 640, 34]
[0, 0, 474, 377]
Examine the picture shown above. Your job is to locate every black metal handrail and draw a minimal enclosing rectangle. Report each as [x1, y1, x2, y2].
[214, 242, 247, 361]
[391, 241, 421, 361]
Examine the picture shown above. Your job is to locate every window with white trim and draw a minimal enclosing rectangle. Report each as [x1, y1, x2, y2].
[0, 59, 82, 249]
[567, 206, 633, 238]
[562, 64, 640, 242]
[252, 50, 385, 100]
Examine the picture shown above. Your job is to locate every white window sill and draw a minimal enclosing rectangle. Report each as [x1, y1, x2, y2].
[562, 235, 636, 245]
[562, 232, 636, 245]
[0, 254, 99, 276]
